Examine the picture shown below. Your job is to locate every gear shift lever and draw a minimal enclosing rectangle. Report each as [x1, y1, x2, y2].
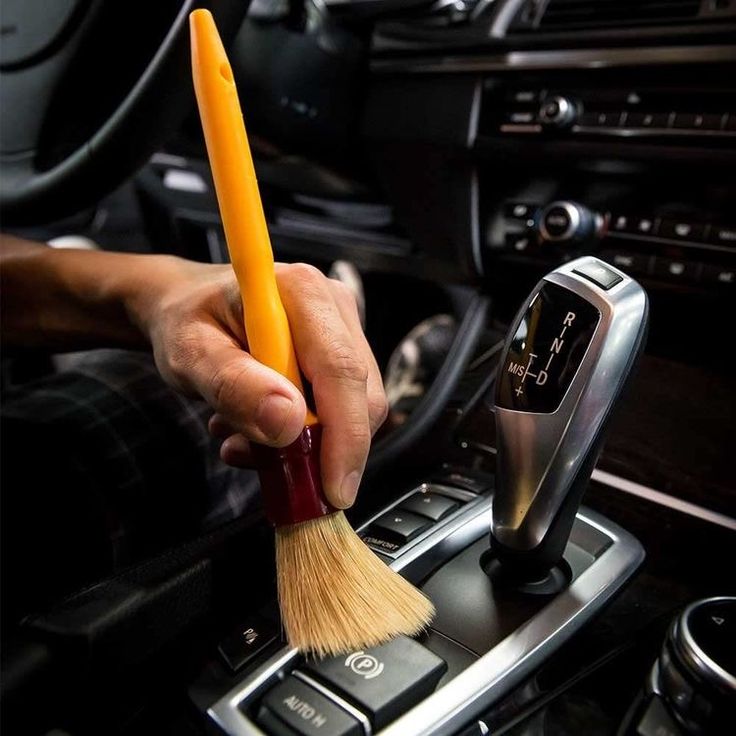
[491, 256, 648, 577]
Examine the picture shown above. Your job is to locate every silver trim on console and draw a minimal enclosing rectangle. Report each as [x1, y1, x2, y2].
[207, 503, 644, 735]
[370, 45, 736, 74]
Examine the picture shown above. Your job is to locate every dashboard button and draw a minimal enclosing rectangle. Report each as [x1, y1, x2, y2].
[399, 492, 459, 522]
[504, 111, 536, 125]
[725, 114, 736, 131]
[573, 261, 623, 290]
[600, 251, 651, 275]
[505, 233, 532, 252]
[610, 214, 633, 233]
[652, 258, 699, 282]
[579, 111, 617, 127]
[370, 510, 432, 546]
[302, 636, 447, 730]
[218, 615, 278, 673]
[504, 202, 535, 220]
[634, 217, 657, 235]
[701, 264, 735, 285]
[709, 225, 736, 247]
[672, 113, 724, 131]
[627, 112, 668, 129]
[659, 220, 707, 242]
[257, 676, 362, 736]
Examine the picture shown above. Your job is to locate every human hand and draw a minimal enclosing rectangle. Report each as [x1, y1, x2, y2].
[135, 258, 387, 509]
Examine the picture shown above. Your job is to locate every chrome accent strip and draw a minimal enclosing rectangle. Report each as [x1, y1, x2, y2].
[572, 125, 736, 138]
[292, 671, 373, 735]
[470, 168, 484, 276]
[592, 469, 736, 531]
[370, 45, 736, 74]
[207, 648, 299, 735]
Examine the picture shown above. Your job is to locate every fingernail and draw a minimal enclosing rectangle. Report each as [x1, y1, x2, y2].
[256, 394, 295, 441]
[339, 470, 362, 508]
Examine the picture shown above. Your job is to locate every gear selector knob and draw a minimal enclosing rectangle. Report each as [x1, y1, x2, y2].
[491, 256, 649, 576]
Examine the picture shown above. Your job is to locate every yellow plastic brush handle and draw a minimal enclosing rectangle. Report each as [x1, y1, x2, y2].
[190, 9, 316, 423]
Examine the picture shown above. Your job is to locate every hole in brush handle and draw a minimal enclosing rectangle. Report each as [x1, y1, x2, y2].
[252, 424, 336, 526]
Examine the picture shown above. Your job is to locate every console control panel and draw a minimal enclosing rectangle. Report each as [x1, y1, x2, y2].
[483, 83, 736, 141]
[498, 201, 736, 290]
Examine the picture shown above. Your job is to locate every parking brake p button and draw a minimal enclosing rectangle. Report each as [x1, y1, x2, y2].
[302, 635, 447, 730]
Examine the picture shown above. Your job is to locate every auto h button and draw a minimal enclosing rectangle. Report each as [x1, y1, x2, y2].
[302, 635, 447, 730]
[256, 676, 362, 736]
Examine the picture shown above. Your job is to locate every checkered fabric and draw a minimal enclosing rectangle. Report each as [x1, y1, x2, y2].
[1, 349, 261, 569]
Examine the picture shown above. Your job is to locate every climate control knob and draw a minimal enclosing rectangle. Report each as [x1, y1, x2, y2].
[536, 201, 602, 245]
[539, 96, 576, 128]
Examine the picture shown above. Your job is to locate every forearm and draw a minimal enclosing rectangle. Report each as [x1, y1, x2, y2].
[0, 234, 181, 351]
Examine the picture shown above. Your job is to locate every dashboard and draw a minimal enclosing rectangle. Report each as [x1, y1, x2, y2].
[5, 2, 733, 734]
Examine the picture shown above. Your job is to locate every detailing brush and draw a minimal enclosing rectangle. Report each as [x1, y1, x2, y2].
[189, 9, 434, 657]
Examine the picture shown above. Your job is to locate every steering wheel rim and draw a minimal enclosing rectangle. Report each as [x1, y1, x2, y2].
[0, 0, 249, 226]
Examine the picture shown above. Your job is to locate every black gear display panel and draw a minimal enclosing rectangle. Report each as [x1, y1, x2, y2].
[496, 283, 600, 414]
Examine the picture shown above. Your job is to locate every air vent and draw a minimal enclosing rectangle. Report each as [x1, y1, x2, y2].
[539, 0, 700, 29]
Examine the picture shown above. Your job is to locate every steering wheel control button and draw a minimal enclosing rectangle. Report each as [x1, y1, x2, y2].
[572, 261, 623, 290]
[370, 511, 432, 546]
[218, 615, 278, 673]
[256, 677, 362, 736]
[302, 636, 447, 730]
[399, 492, 459, 522]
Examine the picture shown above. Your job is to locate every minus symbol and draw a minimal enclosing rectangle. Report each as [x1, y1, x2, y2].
[545, 354, 554, 371]
[560, 326, 567, 336]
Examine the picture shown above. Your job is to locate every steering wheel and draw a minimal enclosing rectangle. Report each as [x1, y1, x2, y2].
[0, 0, 249, 226]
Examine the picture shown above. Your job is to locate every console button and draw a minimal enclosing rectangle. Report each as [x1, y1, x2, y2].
[505, 233, 532, 252]
[504, 202, 535, 220]
[257, 677, 362, 736]
[672, 113, 723, 131]
[541, 205, 573, 238]
[610, 214, 634, 233]
[659, 220, 707, 242]
[709, 225, 736, 247]
[579, 111, 617, 127]
[652, 258, 699, 282]
[627, 112, 669, 129]
[399, 492, 459, 522]
[370, 511, 432, 546]
[726, 114, 736, 131]
[218, 615, 278, 673]
[600, 251, 651, 275]
[302, 636, 447, 730]
[701, 264, 735, 285]
[504, 111, 536, 125]
[573, 260, 623, 290]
